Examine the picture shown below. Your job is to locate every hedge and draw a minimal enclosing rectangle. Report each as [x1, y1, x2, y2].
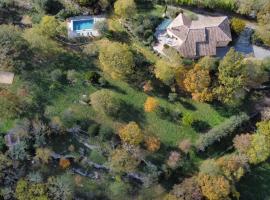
[195, 112, 249, 151]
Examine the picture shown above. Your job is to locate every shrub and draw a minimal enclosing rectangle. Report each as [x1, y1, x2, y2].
[145, 136, 161, 152]
[59, 158, 71, 169]
[90, 89, 124, 118]
[84, 71, 100, 84]
[231, 18, 246, 34]
[144, 97, 159, 113]
[195, 112, 249, 151]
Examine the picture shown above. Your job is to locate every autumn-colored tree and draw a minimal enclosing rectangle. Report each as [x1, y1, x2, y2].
[144, 97, 159, 112]
[171, 177, 203, 200]
[118, 122, 144, 145]
[59, 158, 71, 169]
[99, 41, 134, 80]
[114, 0, 136, 18]
[216, 154, 247, 181]
[183, 65, 213, 102]
[246, 134, 270, 164]
[233, 133, 252, 153]
[145, 136, 161, 152]
[167, 151, 181, 169]
[109, 148, 140, 173]
[198, 56, 218, 71]
[34, 148, 52, 164]
[178, 139, 192, 154]
[197, 174, 231, 200]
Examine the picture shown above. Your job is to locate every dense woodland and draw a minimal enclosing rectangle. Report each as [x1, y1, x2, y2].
[1, 0, 270, 199]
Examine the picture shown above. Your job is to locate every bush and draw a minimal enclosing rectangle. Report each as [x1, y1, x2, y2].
[195, 112, 249, 151]
[231, 18, 246, 34]
[90, 89, 124, 118]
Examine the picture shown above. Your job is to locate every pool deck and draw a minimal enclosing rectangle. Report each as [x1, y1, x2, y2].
[67, 15, 106, 38]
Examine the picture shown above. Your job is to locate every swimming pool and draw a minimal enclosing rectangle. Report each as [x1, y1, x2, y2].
[73, 19, 94, 31]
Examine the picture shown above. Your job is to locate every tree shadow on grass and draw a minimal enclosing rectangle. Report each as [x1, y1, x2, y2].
[105, 84, 127, 95]
[117, 103, 146, 124]
[179, 99, 197, 111]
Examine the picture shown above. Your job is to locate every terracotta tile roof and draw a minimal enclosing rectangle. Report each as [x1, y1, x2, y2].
[167, 14, 232, 58]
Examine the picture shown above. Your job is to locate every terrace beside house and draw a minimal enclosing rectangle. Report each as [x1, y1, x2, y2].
[154, 13, 232, 58]
[67, 16, 106, 38]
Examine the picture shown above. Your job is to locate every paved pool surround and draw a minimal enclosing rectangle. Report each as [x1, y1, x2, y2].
[67, 15, 106, 38]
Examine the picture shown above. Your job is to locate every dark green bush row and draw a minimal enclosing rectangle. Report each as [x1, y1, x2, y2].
[195, 112, 249, 151]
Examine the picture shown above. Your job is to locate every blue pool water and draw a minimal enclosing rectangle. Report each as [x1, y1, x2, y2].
[73, 19, 94, 31]
[157, 19, 172, 30]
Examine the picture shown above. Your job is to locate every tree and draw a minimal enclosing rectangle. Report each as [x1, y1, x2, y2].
[154, 59, 176, 86]
[197, 174, 231, 200]
[256, 1, 270, 45]
[0, 25, 30, 71]
[38, 15, 60, 38]
[59, 158, 71, 169]
[145, 136, 160, 152]
[167, 151, 181, 169]
[230, 18, 246, 34]
[198, 56, 218, 71]
[199, 159, 221, 176]
[184, 65, 213, 102]
[256, 120, 270, 139]
[47, 176, 73, 200]
[118, 122, 144, 145]
[178, 139, 192, 154]
[242, 58, 268, 88]
[246, 134, 270, 164]
[109, 148, 140, 173]
[34, 148, 52, 164]
[171, 177, 203, 200]
[8, 141, 29, 161]
[144, 97, 159, 112]
[216, 154, 247, 181]
[15, 179, 48, 200]
[0, 90, 22, 120]
[0, 154, 12, 183]
[114, 0, 136, 18]
[214, 48, 246, 106]
[99, 41, 134, 80]
[233, 133, 252, 153]
[90, 89, 123, 117]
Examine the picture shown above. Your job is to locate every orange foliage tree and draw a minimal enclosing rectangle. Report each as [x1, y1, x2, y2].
[59, 157, 71, 169]
[183, 65, 213, 102]
[144, 97, 159, 112]
[197, 174, 230, 200]
[145, 136, 161, 152]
